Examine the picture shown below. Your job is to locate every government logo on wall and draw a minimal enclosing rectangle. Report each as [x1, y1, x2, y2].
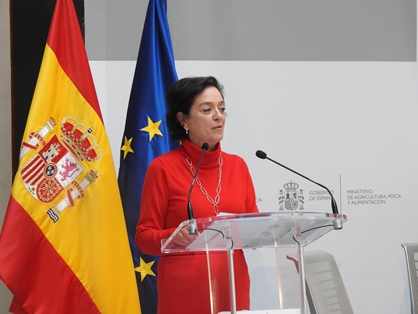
[279, 181, 304, 211]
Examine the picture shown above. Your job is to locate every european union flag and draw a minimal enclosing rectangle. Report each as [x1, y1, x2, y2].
[117, 0, 179, 313]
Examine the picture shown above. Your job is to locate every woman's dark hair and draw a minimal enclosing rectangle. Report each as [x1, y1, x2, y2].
[166, 76, 224, 140]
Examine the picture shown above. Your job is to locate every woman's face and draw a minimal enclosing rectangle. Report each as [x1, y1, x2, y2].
[178, 86, 226, 151]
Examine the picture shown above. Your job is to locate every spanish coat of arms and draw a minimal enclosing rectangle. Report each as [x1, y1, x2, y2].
[20, 117, 101, 222]
[279, 181, 304, 211]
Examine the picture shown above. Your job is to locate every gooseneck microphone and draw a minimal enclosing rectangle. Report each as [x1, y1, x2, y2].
[187, 142, 209, 235]
[255, 150, 342, 230]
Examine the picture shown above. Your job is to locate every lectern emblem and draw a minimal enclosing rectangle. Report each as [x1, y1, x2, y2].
[279, 181, 304, 210]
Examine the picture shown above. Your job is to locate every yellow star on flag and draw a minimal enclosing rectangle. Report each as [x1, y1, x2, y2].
[120, 136, 134, 159]
[135, 257, 156, 281]
[141, 116, 163, 141]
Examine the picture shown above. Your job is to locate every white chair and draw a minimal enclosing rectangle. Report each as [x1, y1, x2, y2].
[401, 243, 418, 314]
[286, 250, 353, 314]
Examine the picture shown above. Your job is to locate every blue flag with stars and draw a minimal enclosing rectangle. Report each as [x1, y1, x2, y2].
[117, 0, 179, 313]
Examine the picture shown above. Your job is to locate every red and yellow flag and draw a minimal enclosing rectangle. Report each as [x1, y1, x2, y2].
[0, 0, 140, 313]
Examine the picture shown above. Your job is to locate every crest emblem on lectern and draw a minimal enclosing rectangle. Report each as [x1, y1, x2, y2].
[279, 181, 304, 210]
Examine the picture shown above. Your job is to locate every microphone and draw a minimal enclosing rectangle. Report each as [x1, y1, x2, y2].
[187, 142, 209, 235]
[255, 150, 343, 230]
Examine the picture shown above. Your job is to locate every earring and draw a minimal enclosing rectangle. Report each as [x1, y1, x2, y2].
[185, 128, 189, 135]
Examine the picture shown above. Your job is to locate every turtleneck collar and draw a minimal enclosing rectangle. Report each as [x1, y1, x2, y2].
[180, 139, 221, 167]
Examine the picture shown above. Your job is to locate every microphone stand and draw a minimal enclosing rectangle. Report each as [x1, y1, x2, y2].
[256, 150, 343, 230]
[187, 143, 209, 235]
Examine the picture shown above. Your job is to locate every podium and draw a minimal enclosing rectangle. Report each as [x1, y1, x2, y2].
[161, 211, 347, 314]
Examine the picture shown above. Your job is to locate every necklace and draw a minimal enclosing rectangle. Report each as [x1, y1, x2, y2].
[185, 153, 223, 215]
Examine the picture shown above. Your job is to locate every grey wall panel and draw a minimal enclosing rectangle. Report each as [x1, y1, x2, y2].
[86, 0, 416, 61]
[86, 0, 147, 60]
[0, 0, 14, 311]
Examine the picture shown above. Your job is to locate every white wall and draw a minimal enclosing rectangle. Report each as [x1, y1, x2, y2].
[93, 59, 418, 313]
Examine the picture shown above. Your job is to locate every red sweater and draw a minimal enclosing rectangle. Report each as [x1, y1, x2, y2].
[135, 139, 259, 313]
[135, 139, 258, 255]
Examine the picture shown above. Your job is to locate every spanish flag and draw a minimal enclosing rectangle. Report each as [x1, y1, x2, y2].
[0, 0, 140, 313]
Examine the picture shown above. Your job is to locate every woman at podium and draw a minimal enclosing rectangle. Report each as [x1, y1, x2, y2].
[136, 76, 259, 314]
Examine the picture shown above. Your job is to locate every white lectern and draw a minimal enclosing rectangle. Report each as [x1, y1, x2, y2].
[161, 211, 347, 314]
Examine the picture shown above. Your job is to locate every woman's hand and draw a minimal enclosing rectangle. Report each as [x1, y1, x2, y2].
[172, 227, 198, 247]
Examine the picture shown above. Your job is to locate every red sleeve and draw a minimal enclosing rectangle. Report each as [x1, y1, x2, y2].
[135, 159, 176, 256]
